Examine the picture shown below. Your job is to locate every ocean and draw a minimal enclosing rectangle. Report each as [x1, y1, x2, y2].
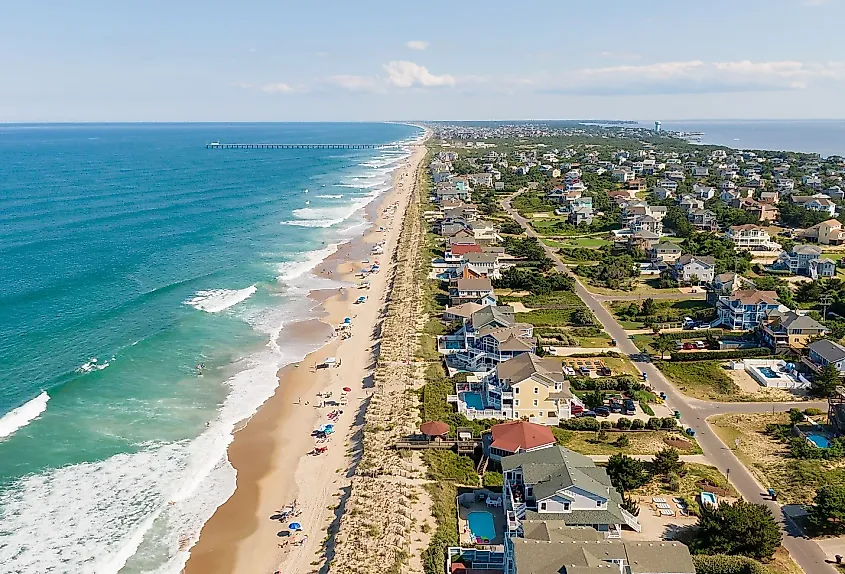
[0, 122, 421, 573]
[650, 119, 845, 158]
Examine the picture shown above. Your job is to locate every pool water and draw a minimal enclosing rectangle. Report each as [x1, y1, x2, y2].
[461, 392, 485, 410]
[808, 434, 831, 448]
[758, 367, 779, 378]
[467, 511, 496, 542]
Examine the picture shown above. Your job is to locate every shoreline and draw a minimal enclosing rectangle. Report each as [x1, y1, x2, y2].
[183, 135, 428, 574]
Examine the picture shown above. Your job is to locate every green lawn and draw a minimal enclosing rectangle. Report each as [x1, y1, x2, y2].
[633, 463, 737, 516]
[586, 277, 682, 296]
[631, 334, 658, 353]
[551, 428, 702, 456]
[543, 236, 610, 250]
[823, 252, 845, 261]
[656, 360, 745, 402]
[499, 290, 584, 309]
[607, 299, 713, 330]
[516, 309, 582, 327]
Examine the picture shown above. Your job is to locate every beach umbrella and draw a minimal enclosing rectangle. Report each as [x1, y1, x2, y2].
[289, 522, 302, 531]
[343, 387, 352, 392]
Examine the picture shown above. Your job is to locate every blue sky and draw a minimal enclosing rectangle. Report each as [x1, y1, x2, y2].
[1, 0, 843, 121]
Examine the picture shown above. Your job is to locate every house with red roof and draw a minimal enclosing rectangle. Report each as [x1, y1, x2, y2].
[484, 420, 556, 462]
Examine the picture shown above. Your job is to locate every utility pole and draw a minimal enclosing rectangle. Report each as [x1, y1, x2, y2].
[821, 294, 833, 322]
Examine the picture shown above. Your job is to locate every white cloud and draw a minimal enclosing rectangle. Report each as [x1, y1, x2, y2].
[541, 60, 845, 95]
[261, 83, 296, 94]
[382, 61, 455, 88]
[406, 40, 429, 51]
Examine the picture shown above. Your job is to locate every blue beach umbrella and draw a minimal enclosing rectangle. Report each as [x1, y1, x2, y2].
[289, 522, 302, 531]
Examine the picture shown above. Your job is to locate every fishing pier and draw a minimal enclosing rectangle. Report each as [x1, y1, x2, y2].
[206, 142, 404, 150]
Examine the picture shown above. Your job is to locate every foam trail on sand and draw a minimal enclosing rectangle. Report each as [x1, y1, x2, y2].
[0, 391, 50, 439]
[184, 286, 257, 313]
[277, 244, 340, 281]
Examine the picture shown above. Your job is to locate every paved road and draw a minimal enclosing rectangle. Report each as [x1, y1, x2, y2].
[502, 192, 834, 573]
[592, 292, 707, 302]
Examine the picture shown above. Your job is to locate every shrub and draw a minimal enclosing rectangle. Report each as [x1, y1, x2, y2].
[560, 417, 600, 431]
[601, 420, 613, 429]
[482, 472, 504, 488]
[596, 429, 609, 442]
[805, 407, 824, 417]
[646, 417, 662, 430]
[616, 417, 632, 430]
[615, 435, 630, 447]
[691, 554, 768, 574]
[669, 348, 771, 362]
[630, 419, 645, 430]
[639, 401, 655, 416]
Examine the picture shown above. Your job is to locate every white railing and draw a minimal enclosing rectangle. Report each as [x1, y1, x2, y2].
[621, 508, 642, 532]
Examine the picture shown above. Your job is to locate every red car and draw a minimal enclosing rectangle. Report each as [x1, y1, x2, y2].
[683, 342, 695, 350]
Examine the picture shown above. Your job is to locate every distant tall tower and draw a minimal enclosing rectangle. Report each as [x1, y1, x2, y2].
[654, 121, 662, 132]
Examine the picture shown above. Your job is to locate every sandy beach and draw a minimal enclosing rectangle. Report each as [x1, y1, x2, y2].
[184, 136, 428, 574]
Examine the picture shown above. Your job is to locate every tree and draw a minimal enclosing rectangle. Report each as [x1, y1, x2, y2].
[573, 307, 596, 326]
[653, 336, 675, 360]
[811, 484, 845, 534]
[640, 298, 657, 317]
[585, 389, 605, 409]
[651, 447, 684, 476]
[621, 492, 640, 516]
[606, 454, 650, 492]
[788, 408, 804, 425]
[690, 500, 782, 561]
[657, 269, 678, 289]
[812, 363, 841, 397]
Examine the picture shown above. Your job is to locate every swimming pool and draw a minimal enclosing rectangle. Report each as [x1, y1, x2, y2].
[467, 511, 496, 542]
[758, 367, 779, 378]
[700, 492, 717, 508]
[808, 434, 831, 448]
[461, 392, 485, 411]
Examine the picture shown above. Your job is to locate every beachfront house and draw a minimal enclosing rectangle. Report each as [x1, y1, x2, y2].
[439, 305, 536, 374]
[483, 420, 556, 462]
[481, 353, 579, 425]
[776, 244, 823, 275]
[502, 446, 641, 540]
[810, 257, 837, 279]
[793, 194, 836, 216]
[714, 289, 782, 330]
[449, 277, 496, 306]
[803, 339, 845, 375]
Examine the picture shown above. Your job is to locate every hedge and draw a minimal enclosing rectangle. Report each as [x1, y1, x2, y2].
[570, 375, 641, 391]
[691, 554, 769, 574]
[669, 348, 772, 362]
[639, 401, 655, 416]
[656, 329, 724, 340]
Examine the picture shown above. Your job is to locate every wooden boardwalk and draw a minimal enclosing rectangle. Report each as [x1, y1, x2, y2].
[206, 143, 404, 150]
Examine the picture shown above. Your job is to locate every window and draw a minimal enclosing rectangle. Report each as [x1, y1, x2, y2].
[514, 388, 520, 394]
[515, 400, 520, 406]
[540, 502, 546, 511]
[596, 500, 602, 508]
[563, 502, 570, 511]
[533, 399, 538, 407]
[514, 412, 519, 418]
[534, 387, 539, 394]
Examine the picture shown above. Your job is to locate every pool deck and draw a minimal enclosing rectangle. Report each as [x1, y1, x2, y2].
[458, 501, 506, 546]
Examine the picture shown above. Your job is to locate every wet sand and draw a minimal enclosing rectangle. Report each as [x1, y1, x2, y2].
[184, 138, 428, 574]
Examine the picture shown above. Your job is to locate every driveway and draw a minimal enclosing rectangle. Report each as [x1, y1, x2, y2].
[502, 192, 835, 572]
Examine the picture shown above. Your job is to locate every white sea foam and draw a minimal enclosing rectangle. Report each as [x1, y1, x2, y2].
[277, 243, 339, 281]
[315, 194, 343, 199]
[184, 286, 257, 313]
[0, 391, 50, 439]
[76, 357, 111, 374]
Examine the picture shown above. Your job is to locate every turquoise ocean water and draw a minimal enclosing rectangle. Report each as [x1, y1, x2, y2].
[0, 122, 421, 573]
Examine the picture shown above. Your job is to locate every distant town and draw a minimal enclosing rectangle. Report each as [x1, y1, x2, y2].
[392, 122, 845, 574]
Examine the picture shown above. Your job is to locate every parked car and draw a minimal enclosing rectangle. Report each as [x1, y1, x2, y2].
[609, 401, 623, 413]
[623, 399, 636, 415]
[675, 341, 684, 350]
[694, 340, 706, 349]
[578, 410, 597, 418]
[570, 404, 584, 415]
[683, 342, 695, 350]
[563, 366, 576, 376]
[594, 406, 611, 417]
[598, 366, 612, 376]
[578, 366, 591, 376]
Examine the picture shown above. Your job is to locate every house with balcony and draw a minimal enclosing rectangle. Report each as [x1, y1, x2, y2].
[459, 252, 503, 280]
[678, 195, 703, 212]
[449, 277, 497, 306]
[810, 257, 837, 279]
[776, 244, 823, 275]
[760, 310, 828, 350]
[725, 224, 781, 252]
[803, 339, 845, 375]
[714, 289, 783, 330]
[670, 254, 715, 285]
[440, 305, 536, 374]
[693, 183, 716, 200]
[648, 241, 682, 264]
[502, 446, 641, 541]
[793, 194, 837, 215]
[481, 353, 579, 426]
[483, 420, 557, 463]
[687, 208, 718, 231]
[800, 219, 845, 245]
